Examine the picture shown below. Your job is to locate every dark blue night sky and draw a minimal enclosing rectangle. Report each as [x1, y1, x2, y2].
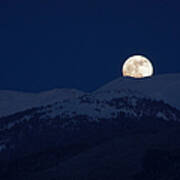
[1, 0, 180, 92]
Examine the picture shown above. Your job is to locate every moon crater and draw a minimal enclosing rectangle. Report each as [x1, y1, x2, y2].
[122, 55, 154, 78]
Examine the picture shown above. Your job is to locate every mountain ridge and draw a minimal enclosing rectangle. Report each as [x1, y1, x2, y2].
[0, 73, 180, 118]
[0, 88, 84, 117]
[96, 73, 180, 109]
[0, 73, 180, 179]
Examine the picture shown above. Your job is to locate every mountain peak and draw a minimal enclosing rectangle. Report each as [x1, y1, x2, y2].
[0, 73, 180, 118]
[96, 73, 180, 109]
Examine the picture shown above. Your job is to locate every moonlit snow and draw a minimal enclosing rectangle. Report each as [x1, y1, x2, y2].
[0, 73, 180, 118]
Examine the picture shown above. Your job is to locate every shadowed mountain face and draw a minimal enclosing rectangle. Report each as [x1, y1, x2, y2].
[0, 74, 180, 180]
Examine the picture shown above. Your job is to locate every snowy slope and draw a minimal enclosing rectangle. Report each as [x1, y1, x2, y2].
[0, 74, 180, 179]
[0, 73, 180, 178]
[1, 92, 179, 134]
[0, 89, 84, 117]
[95, 73, 180, 109]
[0, 73, 180, 118]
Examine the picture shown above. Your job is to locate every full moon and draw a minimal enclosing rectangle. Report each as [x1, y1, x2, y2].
[122, 55, 154, 78]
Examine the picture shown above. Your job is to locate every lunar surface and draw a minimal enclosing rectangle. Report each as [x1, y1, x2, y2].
[122, 55, 154, 78]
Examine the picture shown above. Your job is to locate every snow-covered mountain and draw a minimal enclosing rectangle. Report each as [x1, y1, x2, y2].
[0, 73, 180, 179]
[0, 81, 179, 151]
[1, 76, 180, 134]
[1, 73, 180, 119]
[0, 88, 84, 117]
[96, 73, 180, 109]
[1, 73, 180, 118]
